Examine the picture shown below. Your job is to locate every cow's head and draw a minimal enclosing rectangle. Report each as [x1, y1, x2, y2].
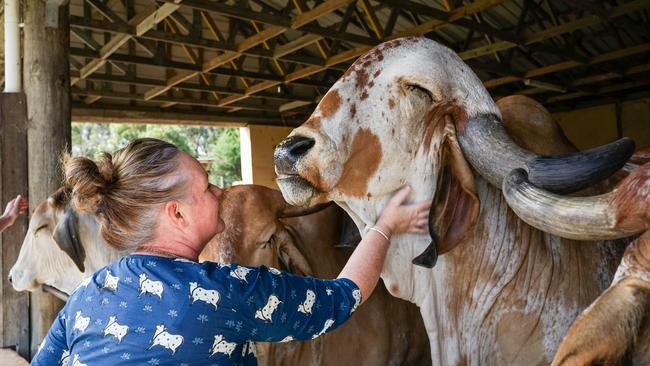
[201, 185, 359, 275]
[9, 188, 116, 294]
[202, 185, 332, 275]
[275, 37, 633, 266]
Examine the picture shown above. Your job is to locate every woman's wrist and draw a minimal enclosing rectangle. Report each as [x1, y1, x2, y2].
[373, 220, 393, 239]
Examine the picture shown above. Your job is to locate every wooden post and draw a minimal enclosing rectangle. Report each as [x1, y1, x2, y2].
[0, 93, 30, 359]
[23, 0, 71, 357]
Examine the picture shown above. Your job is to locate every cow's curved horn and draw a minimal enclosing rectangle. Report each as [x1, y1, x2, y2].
[502, 169, 643, 240]
[280, 201, 333, 218]
[457, 114, 635, 194]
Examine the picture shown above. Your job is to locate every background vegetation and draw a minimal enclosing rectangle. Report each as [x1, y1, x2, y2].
[72, 123, 242, 187]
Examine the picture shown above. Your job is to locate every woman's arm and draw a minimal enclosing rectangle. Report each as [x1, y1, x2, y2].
[337, 186, 430, 305]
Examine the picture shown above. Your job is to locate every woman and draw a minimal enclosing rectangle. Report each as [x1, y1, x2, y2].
[32, 138, 430, 365]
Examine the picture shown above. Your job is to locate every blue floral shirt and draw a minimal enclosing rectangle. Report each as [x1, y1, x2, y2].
[31, 254, 361, 365]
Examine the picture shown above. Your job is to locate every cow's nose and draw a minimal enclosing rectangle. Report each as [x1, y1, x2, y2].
[275, 135, 315, 173]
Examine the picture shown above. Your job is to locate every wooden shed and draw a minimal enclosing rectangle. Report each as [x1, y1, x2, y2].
[0, 0, 649, 361]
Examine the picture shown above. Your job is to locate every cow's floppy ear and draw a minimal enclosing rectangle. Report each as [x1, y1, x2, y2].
[274, 228, 313, 276]
[53, 207, 86, 272]
[413, 116, 480, 268]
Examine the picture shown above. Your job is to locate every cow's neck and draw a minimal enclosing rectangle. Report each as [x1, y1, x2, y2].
[341, 176, 621, 365]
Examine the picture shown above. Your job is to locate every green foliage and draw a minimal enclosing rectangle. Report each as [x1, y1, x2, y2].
[72, 123, 241, 187]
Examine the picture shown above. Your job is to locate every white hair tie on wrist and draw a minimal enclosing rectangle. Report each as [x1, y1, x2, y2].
[368, 226, 390, 242]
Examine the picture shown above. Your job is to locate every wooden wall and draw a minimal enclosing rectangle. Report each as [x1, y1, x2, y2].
[244, 125, 294, 189]
[554, 97, 650, 149]
[0, 93, 30, 359]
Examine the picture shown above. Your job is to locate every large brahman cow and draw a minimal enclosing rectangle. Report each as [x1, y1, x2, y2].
[274, 36, 649, 365]
[200, 184, 431, 366]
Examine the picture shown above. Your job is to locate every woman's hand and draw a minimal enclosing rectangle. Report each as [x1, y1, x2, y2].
[0, 195, 29, 232]
[376, 186, 430, 237]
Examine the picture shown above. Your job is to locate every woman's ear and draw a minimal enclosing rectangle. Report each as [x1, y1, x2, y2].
[164, 201, 187, 228]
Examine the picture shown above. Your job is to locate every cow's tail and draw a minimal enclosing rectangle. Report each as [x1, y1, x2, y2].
[551, 276, 650, 366]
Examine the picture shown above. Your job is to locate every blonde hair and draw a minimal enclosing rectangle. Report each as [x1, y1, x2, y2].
[64, 138, 188, 249]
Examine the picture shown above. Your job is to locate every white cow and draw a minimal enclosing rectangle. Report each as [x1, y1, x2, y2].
[60, 349, 70, 366]
[312, 319, 335, 339]
[255, 294, 282, 323]
[73, 311, 90, 333]
[189, 282, 220, 310]
[103, 315, 129, 343]
[139, 273, 164, 299]
[72, 354, 87, 366]
[209, 334, 237, 358]
[9, 188, 124, 295]
[297, 289, 316, 314]
[100, 270, 119, 292]
[230, 265, 253, 283]
[149, 324, 183, 355]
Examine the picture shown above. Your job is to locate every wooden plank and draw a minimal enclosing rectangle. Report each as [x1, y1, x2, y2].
[71, 104, 300, 126]
[215, 0, 505, 104]
[0, 93, 30, 360]
[484, 42, 650, 89]
[142, 0, 354, 100]
[292, 0, 356, 28]
[461, 0, 650, 61]
[136, 2, 181, 36]
[359, 0, 383, 38]
[73, 2, 180, 85]
[274, 34, 323, 58]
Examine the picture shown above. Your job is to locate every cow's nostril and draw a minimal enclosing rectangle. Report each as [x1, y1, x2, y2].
[275, 135, 316, 174]
[286, 136, 315, 159]
[8, 275, 12, 284]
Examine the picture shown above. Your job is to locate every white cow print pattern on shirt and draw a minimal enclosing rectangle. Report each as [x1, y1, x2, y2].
[189, 282, 220, 311]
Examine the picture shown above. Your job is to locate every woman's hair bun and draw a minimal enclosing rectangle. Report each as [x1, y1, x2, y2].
[63, 153, 118, 213]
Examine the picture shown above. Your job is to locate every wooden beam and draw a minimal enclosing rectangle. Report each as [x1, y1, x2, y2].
[359, 0, 384, 39]
[143, 0, 353, 100]
[72, 3, 181, 85]
[71, 103, 302, 126]
[216, 0, 505, 106]
[463, 0, 650, 61]
[70, 28, 128, 74]
[275, 34, 323, 58]
[85, 0, 126, 25]
[72, 87, 283, 112]
[484, 42, 650, 88]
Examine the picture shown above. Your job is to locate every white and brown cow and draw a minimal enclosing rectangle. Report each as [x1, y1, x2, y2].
[274, 37, 648, 365]
[201, 184, 431, 366]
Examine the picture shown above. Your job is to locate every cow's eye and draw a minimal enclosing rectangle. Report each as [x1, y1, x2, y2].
[34, 225, 48, 234]
[261, 235, 275, 248]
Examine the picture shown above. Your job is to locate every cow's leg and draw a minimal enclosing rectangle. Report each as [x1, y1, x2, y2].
[552, 232, 650, 366]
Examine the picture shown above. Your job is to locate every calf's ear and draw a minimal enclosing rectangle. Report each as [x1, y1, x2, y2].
[274, 228, 313, 277]
[53, 207, 86, 272]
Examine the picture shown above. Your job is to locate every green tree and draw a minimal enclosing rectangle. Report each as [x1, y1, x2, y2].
[71, 123, 241, 187]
